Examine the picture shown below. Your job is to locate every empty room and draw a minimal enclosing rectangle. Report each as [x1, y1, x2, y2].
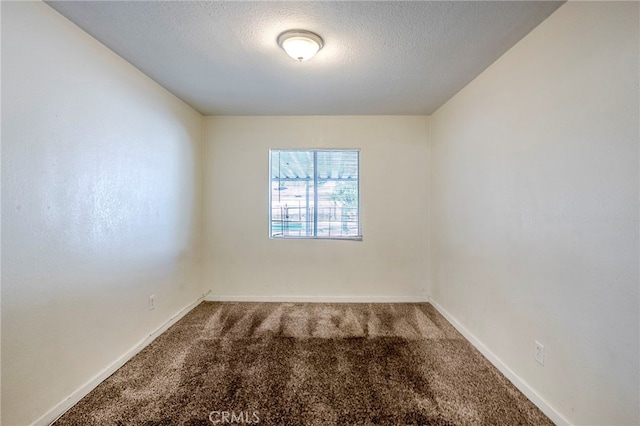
[1, 1, 638, 425]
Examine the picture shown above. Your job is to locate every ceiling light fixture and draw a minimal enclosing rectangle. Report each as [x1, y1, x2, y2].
[277, 30, 324, 62]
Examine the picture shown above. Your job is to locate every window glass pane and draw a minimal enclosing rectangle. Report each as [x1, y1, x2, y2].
[316, 151, 359, 238]
[270, 151, 314, 237]
[270, 149, 360, 239]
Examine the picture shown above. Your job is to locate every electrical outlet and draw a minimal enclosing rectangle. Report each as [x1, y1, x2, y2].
[149, 295, 155, 311]
[535, 341, 545, 365]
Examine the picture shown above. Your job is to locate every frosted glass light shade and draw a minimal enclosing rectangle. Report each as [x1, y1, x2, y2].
[277, 30, 324, 62]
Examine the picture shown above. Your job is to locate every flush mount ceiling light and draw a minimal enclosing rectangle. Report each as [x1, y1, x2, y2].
[277, 30, 324, 62]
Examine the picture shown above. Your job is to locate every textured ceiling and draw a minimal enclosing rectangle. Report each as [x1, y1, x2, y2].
[45, 1, 564, 116]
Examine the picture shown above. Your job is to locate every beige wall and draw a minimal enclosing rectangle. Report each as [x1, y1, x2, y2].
[430, 2, 639, 424]
[1, 2, 203, 425]
[203, 116, 429, 301]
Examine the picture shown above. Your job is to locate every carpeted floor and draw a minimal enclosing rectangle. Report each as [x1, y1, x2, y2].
[54, 302, 553, 425]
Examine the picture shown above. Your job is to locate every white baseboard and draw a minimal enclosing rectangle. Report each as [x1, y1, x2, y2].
[34, 295, 206, 426]
[204, 294, 429, 303]
[428, 298, 570, 426]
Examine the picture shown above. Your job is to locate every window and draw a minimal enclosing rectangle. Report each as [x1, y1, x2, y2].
[270, 149, 361, 240]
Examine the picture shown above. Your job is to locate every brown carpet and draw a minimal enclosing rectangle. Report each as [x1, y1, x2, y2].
[54, 302, 553, 425]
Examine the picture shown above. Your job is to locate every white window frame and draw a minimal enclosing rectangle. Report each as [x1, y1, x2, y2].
[269, 149, 362, 240]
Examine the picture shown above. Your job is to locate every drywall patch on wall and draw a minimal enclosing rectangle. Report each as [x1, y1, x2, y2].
[1, 2, 203, 425]
[430, 2, 639, 424]
[203, 116, 430, 301]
